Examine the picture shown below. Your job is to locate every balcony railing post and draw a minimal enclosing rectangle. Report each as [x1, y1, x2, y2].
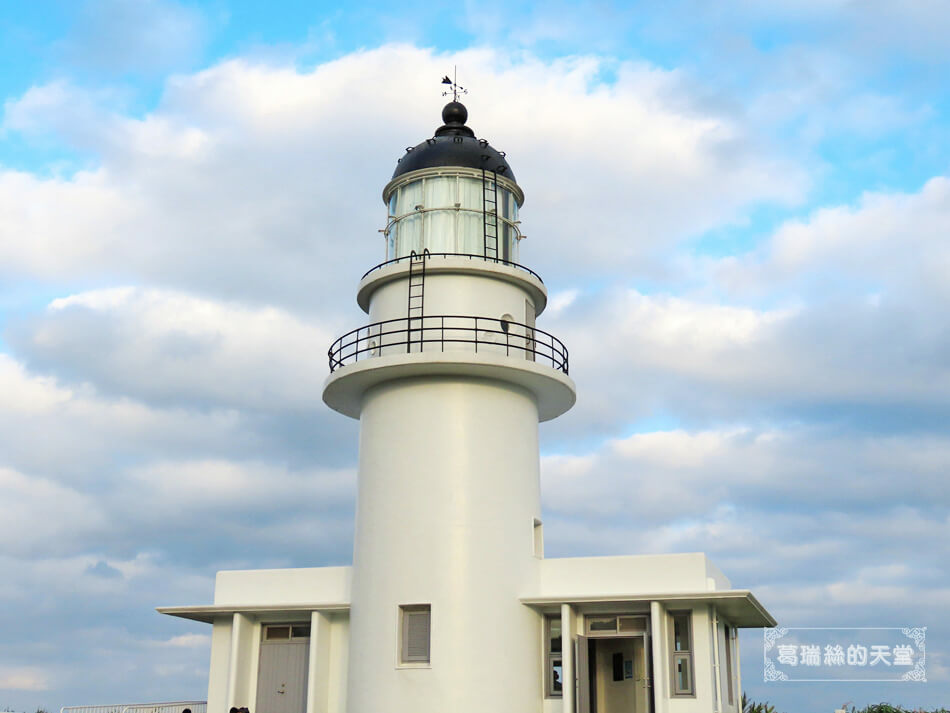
[328, 314, 568, 375]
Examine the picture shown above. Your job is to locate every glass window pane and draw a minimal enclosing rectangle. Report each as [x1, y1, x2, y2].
[673, 614, 690, 652]
[675, 655, 692, 694]
[458, 177, 483, 255]
[423, 177, 457, 253]
[394, 181, 424, 258]
[291, 625, 311, 638]
[588, 617, 617, 633]
[552, 660, 562, 693]
[549, 618, 561, 653]
[265, 626, 290, 640]
[619, 616, 646, 632]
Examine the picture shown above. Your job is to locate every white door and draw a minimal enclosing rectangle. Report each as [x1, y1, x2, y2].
[256, 640, 309, 713]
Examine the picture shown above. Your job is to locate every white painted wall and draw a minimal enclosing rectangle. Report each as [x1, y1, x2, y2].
[367, 269, 537, 326]
[539, 554, 727, 598]
[345, 376, 545, 713]
[214, 567, 350, 606]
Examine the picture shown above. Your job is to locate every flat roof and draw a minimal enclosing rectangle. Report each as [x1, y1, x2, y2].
[157, 602, 350, 624]
[520, 589, 776, 628]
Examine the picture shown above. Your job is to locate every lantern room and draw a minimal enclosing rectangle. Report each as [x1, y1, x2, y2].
[381, 101, 525, 264]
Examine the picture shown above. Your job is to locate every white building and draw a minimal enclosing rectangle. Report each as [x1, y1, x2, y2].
[159, 100, 775, 713]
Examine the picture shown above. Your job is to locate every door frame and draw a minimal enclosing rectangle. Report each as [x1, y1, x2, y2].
[255, 623, 312, 713]
[578, 631, 654, 713]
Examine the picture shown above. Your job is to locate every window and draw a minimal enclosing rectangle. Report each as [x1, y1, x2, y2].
[263, 624, 310, 641]
[619, 616, 647, 633]
[533, 518, 544, 558]
[588, 616, 618, 633]
[545, 615, 562, 698]
[399, 605, 431, 665]
[586, 615, 646, 636]
[669, 611, 694, 696]
[384, 172, 521, 261]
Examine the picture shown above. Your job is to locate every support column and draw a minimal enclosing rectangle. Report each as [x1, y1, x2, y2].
[227, 612, 255, 709]
[561, 604, 574, 713]
[650, 601, 667, 713]
[734, 627, 743, 711]
[711, 605, 722, 713]
[307, 611, 332, 713]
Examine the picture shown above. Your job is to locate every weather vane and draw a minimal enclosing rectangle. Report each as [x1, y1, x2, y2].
[441, 66, 467, 102]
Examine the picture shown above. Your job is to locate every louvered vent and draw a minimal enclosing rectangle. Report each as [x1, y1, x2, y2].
[400, 605, 431, 664]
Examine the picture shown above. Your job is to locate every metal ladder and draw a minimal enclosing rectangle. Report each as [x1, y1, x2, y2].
[482, 168, 499, 261]
[406, 249, 428, 351]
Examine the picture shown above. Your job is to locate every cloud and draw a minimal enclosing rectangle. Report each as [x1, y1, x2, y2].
[542, 427, 950, 534]
[156, 633, 212, 648]
[541, 284, 950, 445]
[13, 287, 336, 411]
[0, 45, 804, 307]
[0, 666, 49, 691]
[0, 465, 110, 558]
[719, 176, 950, 298]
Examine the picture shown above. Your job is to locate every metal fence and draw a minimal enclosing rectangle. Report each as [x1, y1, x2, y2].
[61, 702, 206, 713]
[361, 251, 544, 283]
[328, 314, 569, 375]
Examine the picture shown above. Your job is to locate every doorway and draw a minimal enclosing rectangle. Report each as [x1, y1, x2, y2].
[578, 633, 652, 713]
[256, 623, 310, 713]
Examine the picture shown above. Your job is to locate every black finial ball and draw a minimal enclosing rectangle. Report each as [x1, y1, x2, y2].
[442, 101, 468, 125]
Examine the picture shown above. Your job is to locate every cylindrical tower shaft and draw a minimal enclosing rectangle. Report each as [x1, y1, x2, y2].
[346, 376, 542, 712]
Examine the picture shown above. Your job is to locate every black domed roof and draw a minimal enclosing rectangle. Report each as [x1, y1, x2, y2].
[392, 101, 516, 182]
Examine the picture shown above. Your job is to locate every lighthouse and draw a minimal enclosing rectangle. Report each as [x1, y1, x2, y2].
[160, 95, 776, 713]
[323, 98, 575, 713]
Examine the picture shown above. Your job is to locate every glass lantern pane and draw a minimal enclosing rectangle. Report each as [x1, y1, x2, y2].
[458, 177, 483, 254]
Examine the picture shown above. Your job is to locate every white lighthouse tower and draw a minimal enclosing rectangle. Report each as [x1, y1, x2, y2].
[322, 99, 575, 713]
[159, 95, 775, 713]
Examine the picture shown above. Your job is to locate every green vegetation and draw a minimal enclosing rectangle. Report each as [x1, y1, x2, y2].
[741, 693, 949, 713]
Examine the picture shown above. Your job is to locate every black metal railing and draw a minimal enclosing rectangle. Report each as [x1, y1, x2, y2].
[361, 252, 543, 283]
[328, 315, 569, 374]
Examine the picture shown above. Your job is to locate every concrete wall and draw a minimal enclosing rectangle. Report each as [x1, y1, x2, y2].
[213, 566, 350, 606]
[346, 376, 545, 713]
[367, 269, 538, 326]
[539, 554, 726, 598]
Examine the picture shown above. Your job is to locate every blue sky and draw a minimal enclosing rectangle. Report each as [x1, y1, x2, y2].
[1, 1, 949, 710]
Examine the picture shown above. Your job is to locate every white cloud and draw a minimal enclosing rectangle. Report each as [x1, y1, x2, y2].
[717, 176, 950, 293]
[0, 666, 49, 690]
[156, 632, 212, 648]
[0, 467, 107, 557]
[542, 427, 950, 530]
[17, 286, 336, 410]
[0, 45, 804, 306]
